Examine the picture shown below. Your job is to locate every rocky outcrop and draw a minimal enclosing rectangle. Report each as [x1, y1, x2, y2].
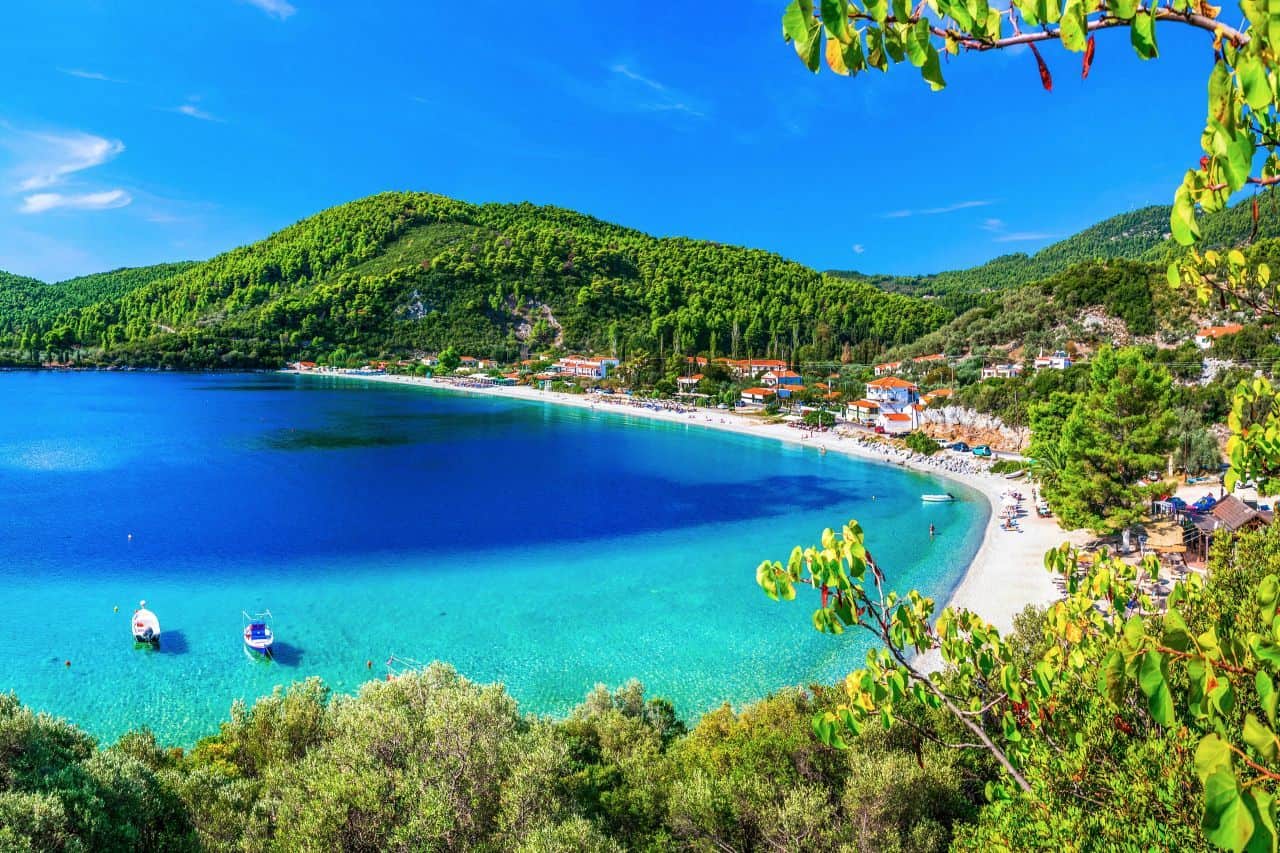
[920, 405, 1029, 452]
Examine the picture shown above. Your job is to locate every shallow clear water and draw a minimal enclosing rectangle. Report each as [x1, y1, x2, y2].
[0, 372, 986, 744]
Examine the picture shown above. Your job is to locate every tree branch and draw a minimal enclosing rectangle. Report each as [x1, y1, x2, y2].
[837, 6, 1248, 52]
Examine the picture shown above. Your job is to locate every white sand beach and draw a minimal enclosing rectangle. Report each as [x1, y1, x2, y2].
[290, 371, 1084, 635]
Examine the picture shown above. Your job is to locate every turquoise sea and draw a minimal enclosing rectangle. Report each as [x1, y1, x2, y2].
[0, 372, 987, 744]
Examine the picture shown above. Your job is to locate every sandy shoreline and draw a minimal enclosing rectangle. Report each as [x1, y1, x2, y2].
[290, 371, 1082, 635]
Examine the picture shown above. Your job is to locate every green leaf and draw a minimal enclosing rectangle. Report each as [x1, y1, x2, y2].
[783, 0, 812, 42]
[812, 711, 849, 749]
[1123, 613, 1145, 648]
[1239, 52, 1272, 111]
[1196, 733, 1234, 783]
[883, 24, 906, 63]
[821, 0, 850, 42]
[865, 26, 889, 70]
[1059, 0, 1087, 52]
[865, 0, 888, 26]
[920, 45, 945, 91]
[1110, 0, 1137, 18]
[1130, 11, 1158, 60]
[1243, 713, 1278, 761]
[1172, 182, 1201, 246]
[1138, 651, 1174, 726]
[1209, 61, 1233, 125]
[1098, 649, 1128, 703]
[797, 26, 824, 72]
[1258, 670, 1278, 728]
[1163, 608, 1192, 651]
[1245, 790, 1278, 853]
[905, 18, 930, 68]
[1203, 769, 1256, 852]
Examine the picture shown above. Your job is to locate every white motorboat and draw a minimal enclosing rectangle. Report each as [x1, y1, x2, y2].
[132, 601, 160, 647]
[243, 610, 275, 659]
[922, 493, 956, 503]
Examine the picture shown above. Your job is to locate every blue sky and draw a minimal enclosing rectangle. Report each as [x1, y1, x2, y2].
[0, 0, 1215, 281]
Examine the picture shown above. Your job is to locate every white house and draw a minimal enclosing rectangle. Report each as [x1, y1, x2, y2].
[845, 398, 880, 426]
[1195, 324, 1244, 349]
[873, 360, 902, 377]
[741, 387, 776, 406]
[1032, 351, 1072, 370]
[761, 369, 804, 388]
[865, 377, 921, 431]
[556, 356, 620, 379]
[981, 363, 1023, 379]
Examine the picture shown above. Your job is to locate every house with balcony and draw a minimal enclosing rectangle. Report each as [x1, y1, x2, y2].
[865, 377, 921, 431]
[873, 360, 902, 377]
[555, 356, 620, 379]
[741, 387, 776, 406]
[981, 363, 1023, 379]
[761, 369, 803, 388]
[1033, 351, 1072, 370]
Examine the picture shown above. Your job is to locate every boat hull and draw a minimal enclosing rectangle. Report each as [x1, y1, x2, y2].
[921, 495, 955, 503]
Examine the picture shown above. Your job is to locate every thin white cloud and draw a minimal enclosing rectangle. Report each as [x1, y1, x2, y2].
[607, 61, 707, 119]
[611, 63, 666, 92]
[884, 200, 994, 219]
[994, 231, 1058, 242]
[14, 131, 125, 192]
[14, 131, 124, 190]
[922, 200, 992, 215]
[174, 102, 222, 122]
[3, 127, 131, 215]
[21, 189, 132, 214]
[981, 217, 1004, 232]
[243, 0, 296, 19]
[58, 68, 124, 83]
[852, 244, 865, 254]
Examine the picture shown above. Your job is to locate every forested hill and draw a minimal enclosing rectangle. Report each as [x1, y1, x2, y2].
[833, 190, 1280, 313]
[0, 263, 195, 351]
[5, 192, 952, 368]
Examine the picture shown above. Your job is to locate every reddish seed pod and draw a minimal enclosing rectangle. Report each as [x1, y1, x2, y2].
[1029, 43, 1053, 91]
[1082, 36, 1096, 80]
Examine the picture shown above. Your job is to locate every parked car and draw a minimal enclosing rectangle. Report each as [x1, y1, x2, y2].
[948, 441, 971, 453]
[972, 445, 992, 457]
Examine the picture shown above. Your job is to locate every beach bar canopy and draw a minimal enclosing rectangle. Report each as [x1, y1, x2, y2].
[1143, 520, 1187, 554]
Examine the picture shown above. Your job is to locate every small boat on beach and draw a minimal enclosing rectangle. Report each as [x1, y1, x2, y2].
[922, 493, 955, 503]
[242, 610, 274, 659]
[132, 601, 160, 647]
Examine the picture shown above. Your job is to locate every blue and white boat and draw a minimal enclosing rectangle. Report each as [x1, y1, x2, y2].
[132, 601, 161, 648]
[242, 610, 274, 658]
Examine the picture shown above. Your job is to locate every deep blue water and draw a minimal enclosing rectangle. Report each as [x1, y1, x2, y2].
[0, 372, 986, 743]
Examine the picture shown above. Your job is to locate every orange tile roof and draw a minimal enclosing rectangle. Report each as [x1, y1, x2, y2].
[850, 399, 880, 408]
[1197, 324, 1245, 338]
[867, 377, 919, 390]
[883, 413, 912, 422]
[742, 387, 775, 396]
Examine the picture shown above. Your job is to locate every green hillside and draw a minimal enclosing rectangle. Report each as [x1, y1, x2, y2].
[0, 263, 194, 355]
[835, 192, 1280, 314]
[11, 192, 952, 368]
